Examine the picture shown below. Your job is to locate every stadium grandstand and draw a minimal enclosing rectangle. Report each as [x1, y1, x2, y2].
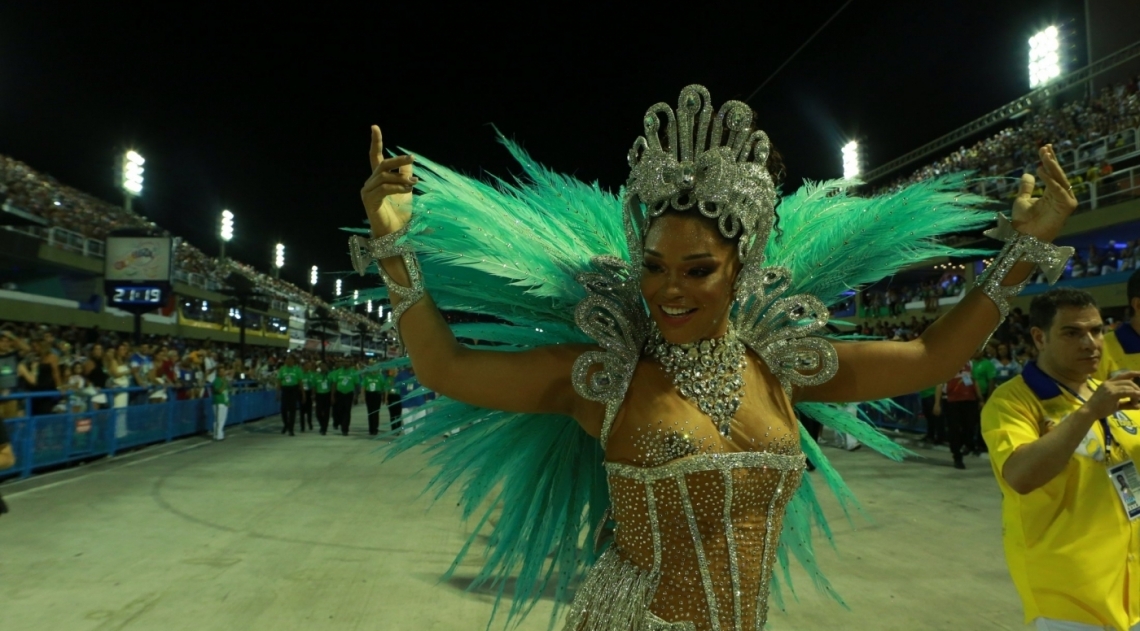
[0, 153, 390, 355]
[842, 63, 1140, 434]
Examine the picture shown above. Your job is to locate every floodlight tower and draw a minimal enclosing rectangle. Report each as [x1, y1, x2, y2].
[274, 243, 285, 279]
[366, 299, 373, 314]
[121, 150, 145, 214]
[842, 141, 861, 180]
[309, 265, 319, 292]
[335, 278, 343, 297]
[1029, 26, 1062, 89]
[218, 210, 234, 263]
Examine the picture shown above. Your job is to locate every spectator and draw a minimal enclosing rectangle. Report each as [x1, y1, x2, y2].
[992, 343, 1022, 389]
[211, 366, 232, 441]
[0, 328, 30, 420]
[935, 358, 983, 470]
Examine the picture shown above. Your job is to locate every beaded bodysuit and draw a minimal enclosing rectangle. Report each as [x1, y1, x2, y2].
[564, 354, 805, 631]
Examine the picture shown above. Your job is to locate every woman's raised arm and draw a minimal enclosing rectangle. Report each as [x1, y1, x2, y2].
[800, 144, 1078, 403]
[358, 126, 604, 434]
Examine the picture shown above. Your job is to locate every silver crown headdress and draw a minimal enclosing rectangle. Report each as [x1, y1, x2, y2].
[625, 85, 777, 262]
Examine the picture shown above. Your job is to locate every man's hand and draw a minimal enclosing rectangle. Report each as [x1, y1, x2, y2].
[1083, 371, 1140, 420]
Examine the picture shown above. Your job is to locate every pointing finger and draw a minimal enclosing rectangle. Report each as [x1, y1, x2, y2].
[370, 126, 383, 172]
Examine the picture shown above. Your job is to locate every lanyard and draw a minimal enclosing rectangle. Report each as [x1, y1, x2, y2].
[1051, 377, 1116, 451]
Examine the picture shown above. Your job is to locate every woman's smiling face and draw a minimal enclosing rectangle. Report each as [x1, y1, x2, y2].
[640, 212, 741, 345]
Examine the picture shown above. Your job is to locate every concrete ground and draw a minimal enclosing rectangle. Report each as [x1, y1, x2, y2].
[0, 406, 1026, 631]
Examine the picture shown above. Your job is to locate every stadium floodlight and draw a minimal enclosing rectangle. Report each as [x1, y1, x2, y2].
[120, 150, 145, 213]
[218, 209, 235, 262]
[220, 210, 234, 241]
[366, 299, 373, 313]
[310, 265, 319, 287]
[122, 150, 145, 195]
[842, 141, 860, 179]
[335, 278, 343, 297]
[1029, 26, 1062, 89]
[378, 304, 384, 318]
[353, 289, 359, 303]
[274, 243, 285, 278]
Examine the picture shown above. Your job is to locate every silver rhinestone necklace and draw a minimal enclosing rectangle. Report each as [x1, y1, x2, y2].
[647, 323, 746, 437]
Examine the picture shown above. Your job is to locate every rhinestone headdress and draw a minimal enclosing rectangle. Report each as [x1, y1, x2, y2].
[626, 85, 777, 262]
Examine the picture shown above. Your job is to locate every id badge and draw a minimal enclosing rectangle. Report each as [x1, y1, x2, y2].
[1108, 460, 1140, 521]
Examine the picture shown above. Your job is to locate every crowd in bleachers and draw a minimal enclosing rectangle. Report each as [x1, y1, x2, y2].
[0, 320, 301, 418]
[860, 274, 967, 317]
[877, 75, 1140, 194]
[0, 154, 383, 335]
[858, 306, 1041, 366]
[1059, 241, 1140, 280]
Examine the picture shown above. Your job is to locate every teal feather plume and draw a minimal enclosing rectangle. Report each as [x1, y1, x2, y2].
[767, 175, 994, 307]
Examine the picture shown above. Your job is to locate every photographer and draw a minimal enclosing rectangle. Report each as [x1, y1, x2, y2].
[982, 288, 1140, 631]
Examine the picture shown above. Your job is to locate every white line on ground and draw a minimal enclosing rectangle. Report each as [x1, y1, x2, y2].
[4, 440, 215, 499]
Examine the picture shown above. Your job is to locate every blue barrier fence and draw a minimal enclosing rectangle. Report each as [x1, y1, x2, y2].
[1, 384, 280, 480]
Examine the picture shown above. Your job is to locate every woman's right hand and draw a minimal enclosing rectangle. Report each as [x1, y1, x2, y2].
[361, 125, 418, 238]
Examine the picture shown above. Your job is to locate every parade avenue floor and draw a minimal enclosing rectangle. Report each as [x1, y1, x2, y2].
[2, 407, 1024, 631]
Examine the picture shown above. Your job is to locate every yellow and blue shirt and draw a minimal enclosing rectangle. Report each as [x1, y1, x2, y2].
[1097, 322, 1140, 381]
[982, 361, 1140, 629]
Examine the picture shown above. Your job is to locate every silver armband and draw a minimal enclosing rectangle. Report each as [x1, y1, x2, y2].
[348, 224, 425, 343]
[975, 214, 1074, 320]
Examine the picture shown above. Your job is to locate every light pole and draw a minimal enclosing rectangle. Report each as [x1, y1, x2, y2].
[1029, 26, 1062, 89]
[219, 210, 234, 263]
[121, 150, 145, 214]
[274, 243, 285, 279]
[309, 265, 319, 294]
[842, 141, 860, 180]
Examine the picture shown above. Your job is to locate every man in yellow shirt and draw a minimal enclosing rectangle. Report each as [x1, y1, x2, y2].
[1097, 269, 1140, 380]
[982, 288, 1140, 630]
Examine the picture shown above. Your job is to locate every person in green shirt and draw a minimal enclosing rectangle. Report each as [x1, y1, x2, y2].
[330, 359, 360, 436]
[313, 362, 333, 435]
[919, 385, 944, 445]
[211, 367, 232, 441]
[971, 349, 997, 455]
[298, 360, 315, 432]
[276, 354, 304, 436]
[361, 363, 389, 436]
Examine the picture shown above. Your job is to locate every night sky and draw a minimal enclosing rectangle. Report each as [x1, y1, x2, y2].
[0, 1, 1085, 297]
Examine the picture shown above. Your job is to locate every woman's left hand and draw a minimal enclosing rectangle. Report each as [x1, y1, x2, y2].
[1011, 144, 1078, 241]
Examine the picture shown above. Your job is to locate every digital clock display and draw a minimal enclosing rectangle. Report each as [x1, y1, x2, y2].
[111, 286, 164, 305]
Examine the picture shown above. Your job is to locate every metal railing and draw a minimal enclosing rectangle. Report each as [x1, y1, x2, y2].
[970, 160, 1140, 213]
[0, 383, 279, 480]
[3, 224, 106, 258]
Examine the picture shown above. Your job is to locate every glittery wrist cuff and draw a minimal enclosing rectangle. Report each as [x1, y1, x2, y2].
[348, 224, 425, 343]
[975, 214, 1075, 320]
